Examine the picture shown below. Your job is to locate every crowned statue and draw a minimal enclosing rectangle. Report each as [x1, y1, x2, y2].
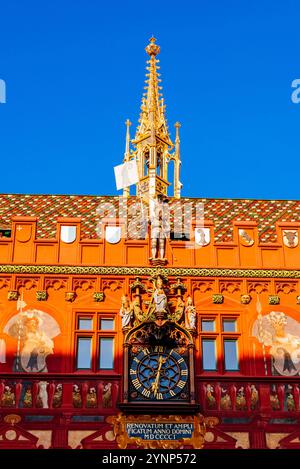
[147, 275, 169, 320]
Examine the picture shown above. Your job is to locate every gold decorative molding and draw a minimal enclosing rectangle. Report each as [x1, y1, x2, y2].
[240, 294, 251, 304]
[212, 294, 224, 304]
[36, 290, 47, 301]
[7, 290, 18, 301]
[65, 292, 76, 302]
[1, 264, 300, 279]
[4, 414, 21, 425]
[93, 291, 104, 302]
[269, 295, 280, 305]
[106, 412, 218, 449]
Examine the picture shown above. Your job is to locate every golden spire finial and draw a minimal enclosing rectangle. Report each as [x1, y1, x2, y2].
[127, 38, 182, 200]
[145, 36, 160, 57]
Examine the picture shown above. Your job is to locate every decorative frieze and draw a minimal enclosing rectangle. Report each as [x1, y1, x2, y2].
[220, 281, 241, 294]
[1, 264, 300, 279]
[247, 281, 269, 294]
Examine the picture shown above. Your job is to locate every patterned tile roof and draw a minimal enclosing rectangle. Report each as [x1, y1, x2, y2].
[0, 194, 299, 243]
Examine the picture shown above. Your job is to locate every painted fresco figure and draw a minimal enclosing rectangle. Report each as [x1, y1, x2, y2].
[3, 309, 60, 373]
[253, 311, 300, 376]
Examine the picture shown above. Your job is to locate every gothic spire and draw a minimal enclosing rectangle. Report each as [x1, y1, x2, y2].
[133, 37, 172, 146]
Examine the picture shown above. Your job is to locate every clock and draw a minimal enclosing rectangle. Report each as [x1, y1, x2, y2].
[129, 346, 189, 401]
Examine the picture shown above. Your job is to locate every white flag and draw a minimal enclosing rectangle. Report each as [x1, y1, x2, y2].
[114, 160, 139, 190]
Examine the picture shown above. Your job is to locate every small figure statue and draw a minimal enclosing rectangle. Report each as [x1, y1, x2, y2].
[250, 384, 259, 409]
[172, 296, 185, 323]
[270, 393, 280, 410]
[37, 381, 48, 409]
[52, 383, 62, 408]
[150, 196, 170, 260]
[86, 387, 97, 408]
[119, 295, 133, 329]
[236, 386, 247, 410]
[206, 384, 216, 408]
[220, 388, 232, 410]
[286, 392, 295, 411]
[185, 296, 196, 330]
[1, 385, 15, 407]
[132, 296, 145, 325]
[23, 387, 32, 408]
[102, 382, 112, 408]
[72, 384, 82, 408]
[148, 275, 169, 319]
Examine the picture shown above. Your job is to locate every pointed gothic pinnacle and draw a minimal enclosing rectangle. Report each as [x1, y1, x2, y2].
[145, 36, 160, 56]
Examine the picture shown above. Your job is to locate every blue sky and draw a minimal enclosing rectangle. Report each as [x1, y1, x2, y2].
[0, 0, 299, 199]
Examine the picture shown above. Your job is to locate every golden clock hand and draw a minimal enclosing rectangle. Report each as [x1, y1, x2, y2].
[151, 355, 164, 396]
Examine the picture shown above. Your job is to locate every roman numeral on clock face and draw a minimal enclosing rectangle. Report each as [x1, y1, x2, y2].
[169, 390, 176, 397]
[156, 393, 163, 400]
[154, 346, 164, 353]
[132, 378, 141, 389]
[142, 348, 150, 355]
[177, 357, 184, 364]
[142, 388, 151, 397]
[130, 368, 136, 375]
[177, 380, 186, 389]
[181, 369, 188, 376]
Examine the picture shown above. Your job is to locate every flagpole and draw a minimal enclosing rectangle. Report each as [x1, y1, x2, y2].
[256, 293, 268, 376]
[16, 289, 24, 371]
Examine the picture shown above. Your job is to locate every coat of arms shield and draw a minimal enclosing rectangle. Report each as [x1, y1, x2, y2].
[283, 230, 298, 248]
[105, 226, 122, 244]
[60, 226, 77, 244]
[195, 227, 210, 246]
[238, 229, 254, 247]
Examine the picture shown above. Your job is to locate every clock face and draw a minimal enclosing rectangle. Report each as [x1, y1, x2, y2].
[129, 346, 188, 401]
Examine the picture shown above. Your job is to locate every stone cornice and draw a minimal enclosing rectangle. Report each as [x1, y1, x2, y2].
[0, 264, 300, 278]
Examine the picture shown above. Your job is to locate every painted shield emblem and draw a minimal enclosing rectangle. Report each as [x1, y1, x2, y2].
[239, 229, 254, 247]
[195, 227, 210, 246]
[60, 226, 77, 244]
[16, 225, 32, 243]
[105, 226, 122, 244]
[283, 230, 298, 248]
